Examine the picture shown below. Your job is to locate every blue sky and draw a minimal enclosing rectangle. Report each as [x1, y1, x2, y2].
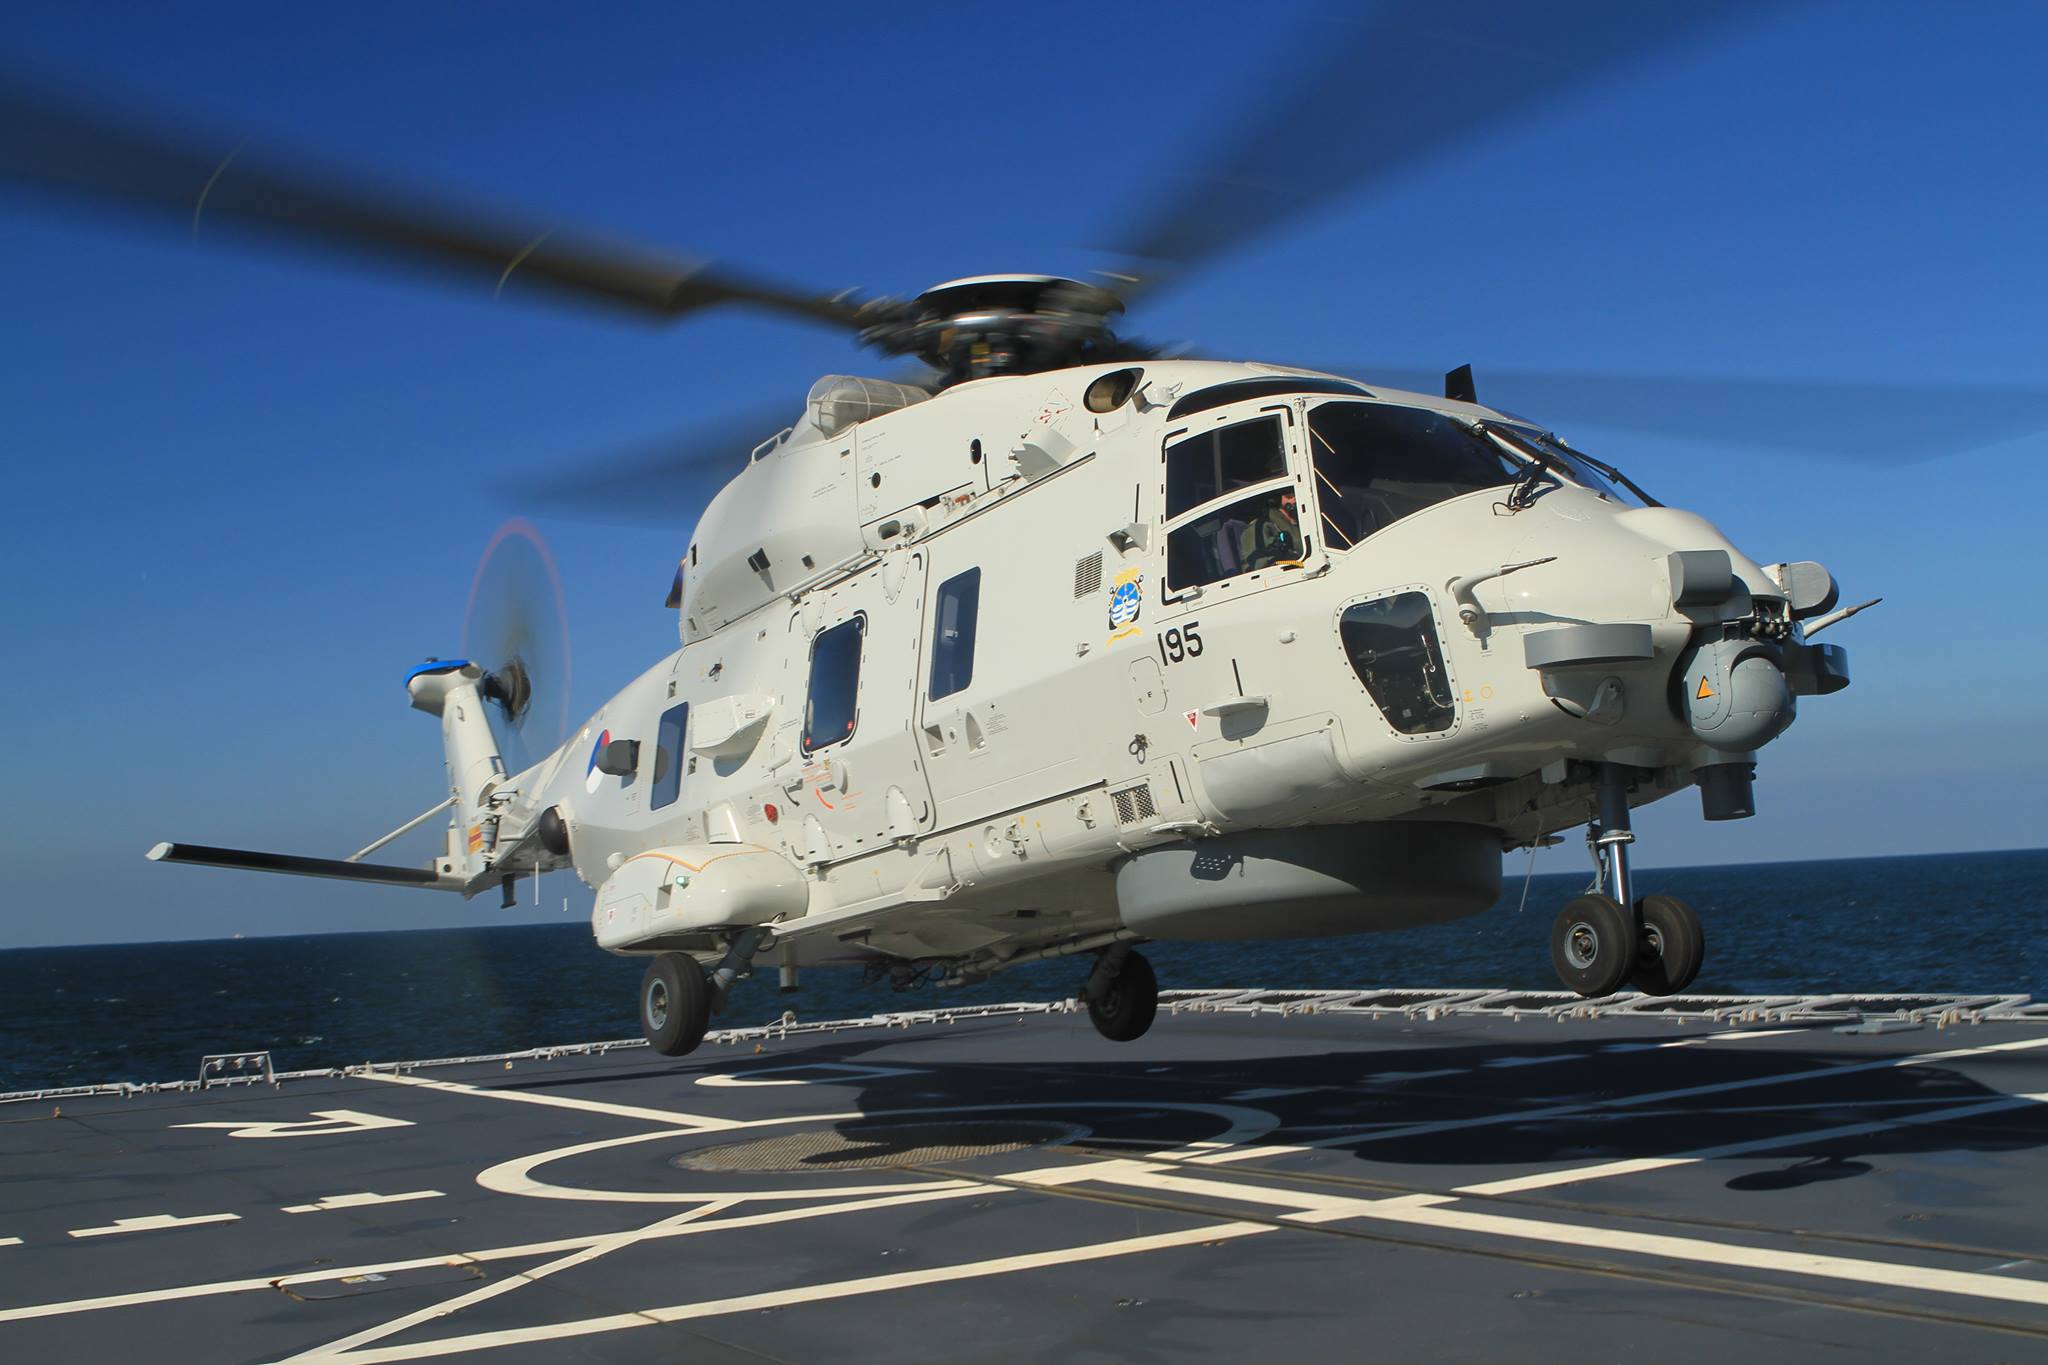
[2, 1, 2042, 947]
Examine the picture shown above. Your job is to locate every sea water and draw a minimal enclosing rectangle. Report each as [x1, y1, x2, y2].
[3, 848, 2041, 1093]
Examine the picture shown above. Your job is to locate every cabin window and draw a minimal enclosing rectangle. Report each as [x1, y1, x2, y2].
[1309, 401, 1518, 549]
[650, 702, 688, 810]
[803, 615, 865, 753]
[1166, 485, 1309, 590]
[928, 568, 981, 702]
[1166, 415, 1288, 520]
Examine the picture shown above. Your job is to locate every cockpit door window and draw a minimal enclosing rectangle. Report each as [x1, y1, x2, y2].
[1166, 486, 1309, 590]
[1166, 415, 1288, 520]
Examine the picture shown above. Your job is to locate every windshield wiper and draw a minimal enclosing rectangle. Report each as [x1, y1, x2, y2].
[1544, 433, 1662, 508]
[1472, 422, 1562, 510]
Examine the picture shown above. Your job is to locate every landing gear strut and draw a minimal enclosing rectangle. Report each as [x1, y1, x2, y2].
[1549, 764, 1705, 999]
[1081, 944, 1158, 1042]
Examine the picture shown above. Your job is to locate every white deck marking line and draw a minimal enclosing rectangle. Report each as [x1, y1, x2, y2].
[1600, 1027, 1806, 1053]
[68, 1213, 240, 1239]
[695, 1062, 917, 1088]
[1299, 1198, 2048, 1308]
[1093, 1168, 1454, 1219]
[475, 1124, 976, 1203]
[277, 1201, 738, 1363]
[477, 1098, 1278, 1204]
[360, 1071, 738, 1130]
[281, 1191, 446, 1215]
[1454, 1090, 2048, 1197]
[173, 1110, 413, 1139]
[1192, 1032, 2048, 1165]
[0, 1184, 992, 1324]
[303, 1221, 1277, 1364]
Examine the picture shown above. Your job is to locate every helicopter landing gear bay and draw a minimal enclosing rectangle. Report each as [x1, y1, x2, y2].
[3, 8, 1881, 1051]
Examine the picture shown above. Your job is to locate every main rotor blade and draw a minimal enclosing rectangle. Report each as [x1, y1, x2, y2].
[1327, 366, 2048, 462]
[504, 401, 800, 525]
[0, 77, 874, 330]
[1100, 0, 1775, 302]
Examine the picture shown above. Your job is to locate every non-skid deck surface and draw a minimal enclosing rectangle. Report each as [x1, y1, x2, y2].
[6, 997, 2048, 1362]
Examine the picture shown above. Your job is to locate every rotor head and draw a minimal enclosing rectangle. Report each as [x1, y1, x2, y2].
[861, 275, 1146, 385]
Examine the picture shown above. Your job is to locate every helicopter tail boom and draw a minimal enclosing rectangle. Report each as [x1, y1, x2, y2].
[145, 841, 465, 891]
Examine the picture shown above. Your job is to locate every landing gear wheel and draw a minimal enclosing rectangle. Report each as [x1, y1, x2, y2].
[1550, 893, 1633, 998]
[1086, 949, 1158, 1043]
[1630, 894, 1704, 996]
[640, 953, 711, 1057]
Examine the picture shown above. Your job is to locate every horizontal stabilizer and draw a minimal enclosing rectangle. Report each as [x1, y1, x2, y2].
[146, 842, 460, 892]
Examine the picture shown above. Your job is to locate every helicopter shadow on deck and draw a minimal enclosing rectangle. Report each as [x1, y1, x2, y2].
[571, 1022, 2048, 1199]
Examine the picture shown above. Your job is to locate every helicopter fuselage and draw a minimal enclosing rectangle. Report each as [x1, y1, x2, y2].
[470, 359, 1842, 981]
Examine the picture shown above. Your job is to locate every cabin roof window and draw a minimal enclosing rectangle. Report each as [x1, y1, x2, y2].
[1166, 376, 1366, 421]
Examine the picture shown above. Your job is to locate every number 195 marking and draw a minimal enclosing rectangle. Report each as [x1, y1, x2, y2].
[1159, 621, 1204, 665]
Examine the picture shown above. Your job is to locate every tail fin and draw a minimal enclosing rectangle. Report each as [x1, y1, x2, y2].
[405, 659, 511, 881]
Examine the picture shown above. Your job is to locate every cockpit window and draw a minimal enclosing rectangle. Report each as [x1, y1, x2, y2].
[1308, 402, 1519, 549]
[1167, 416, 1288, 520]
[1167, 485, 1309, 590]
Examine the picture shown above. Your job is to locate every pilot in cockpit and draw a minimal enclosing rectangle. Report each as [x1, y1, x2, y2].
[1238, 488, 1301, 570]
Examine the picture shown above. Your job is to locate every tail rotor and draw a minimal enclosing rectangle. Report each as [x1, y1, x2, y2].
[462, 518, 571, 776]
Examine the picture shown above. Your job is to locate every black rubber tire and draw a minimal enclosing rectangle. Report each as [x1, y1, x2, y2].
[1086, 949, 1159, 1042]
[640, 953, 711, 1057]
[1550, 893, 1634, 998]
[1630, 894, 1704, 996]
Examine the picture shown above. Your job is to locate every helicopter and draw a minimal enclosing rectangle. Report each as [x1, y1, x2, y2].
[16, 4, 2015, 1057]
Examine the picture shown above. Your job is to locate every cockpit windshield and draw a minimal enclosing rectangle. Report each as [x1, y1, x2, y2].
[1309, 401, 1655, 550]
[1308, 402, 1520, 549]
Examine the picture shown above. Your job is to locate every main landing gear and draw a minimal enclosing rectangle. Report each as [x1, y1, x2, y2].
[640, 953, 712, 1057]
[1081, 944, 1159, 1042]
[1549, 765, 1705, 999]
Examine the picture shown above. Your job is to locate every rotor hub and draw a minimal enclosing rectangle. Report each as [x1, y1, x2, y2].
[861, 275, 1148, 384]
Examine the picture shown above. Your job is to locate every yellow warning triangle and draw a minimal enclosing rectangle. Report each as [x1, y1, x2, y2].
[1696, 676, 1716, 701]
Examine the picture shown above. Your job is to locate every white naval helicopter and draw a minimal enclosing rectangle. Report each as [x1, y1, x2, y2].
[146, 279, 1858, 1055]
[7, 7, 1913, 1056]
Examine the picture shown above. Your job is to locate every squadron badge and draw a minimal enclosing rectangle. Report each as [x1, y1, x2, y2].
[1107, 568, 1143, 631]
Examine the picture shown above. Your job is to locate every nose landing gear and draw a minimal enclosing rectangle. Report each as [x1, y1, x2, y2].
[1549, 764, 1706, 999]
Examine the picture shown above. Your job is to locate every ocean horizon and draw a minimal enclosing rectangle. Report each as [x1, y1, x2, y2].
[4, 846, 2041, 1094]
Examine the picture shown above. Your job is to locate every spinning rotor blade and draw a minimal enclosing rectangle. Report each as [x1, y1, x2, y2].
[1330, 366, 2048, 462]
[462, 518, 572, 772]
[1098, 0, 1774, 303]
[504, 401, 798, 525]
[0, 77, 874, 331]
